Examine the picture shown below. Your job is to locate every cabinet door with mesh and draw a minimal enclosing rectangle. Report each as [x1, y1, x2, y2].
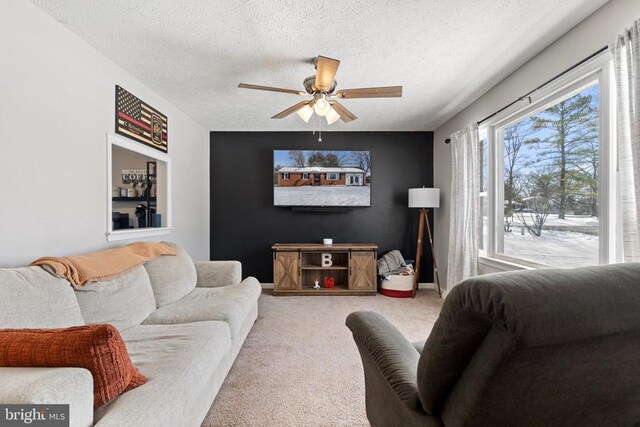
[273, 251, 300, 290]
[349, 251, 376, 290]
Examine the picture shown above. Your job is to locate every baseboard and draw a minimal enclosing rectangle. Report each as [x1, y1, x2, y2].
[260, 282, 436, 290]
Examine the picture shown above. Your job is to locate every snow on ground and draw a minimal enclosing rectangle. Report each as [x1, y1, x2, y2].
[504, 229, 599, 268]
[485, 215, 600, 268]
[274, 186, 370, 206]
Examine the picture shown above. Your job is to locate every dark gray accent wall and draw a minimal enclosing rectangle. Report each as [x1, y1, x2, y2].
[210, 131, 434, 283]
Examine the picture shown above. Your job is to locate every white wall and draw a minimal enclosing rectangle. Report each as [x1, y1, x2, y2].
[0, 0, 210, 266]
[433, 0, 640, 288]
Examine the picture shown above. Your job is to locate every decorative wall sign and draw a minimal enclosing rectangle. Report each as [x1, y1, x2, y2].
[121, 169, 146, 184]
[122, 169, 156, 184]
[115, 85, 168, 153]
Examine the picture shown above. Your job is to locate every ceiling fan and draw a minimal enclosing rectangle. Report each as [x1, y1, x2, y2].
[238, 55, 402, 125]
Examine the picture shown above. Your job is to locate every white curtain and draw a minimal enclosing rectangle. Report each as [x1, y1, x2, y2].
[446, 123, 480, 295]
[611, 19, 640, 262]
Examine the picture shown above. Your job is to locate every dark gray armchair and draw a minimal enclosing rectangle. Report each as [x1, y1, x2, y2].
[346, 263, 640, 426]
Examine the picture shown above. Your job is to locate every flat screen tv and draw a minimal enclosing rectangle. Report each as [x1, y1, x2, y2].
[273, 150, 371, 207]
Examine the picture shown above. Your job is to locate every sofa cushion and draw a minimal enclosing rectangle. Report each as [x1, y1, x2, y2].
[0, 324, 147, 409]
[74, 265, 156, 332]
[194, 260, 241, 288]
[0, 266, 84, 328]
[94, 321, 231, 426]
[142, 277, 261, 338]
[0, 367, 93, 427]
[143, 242, 197, 307]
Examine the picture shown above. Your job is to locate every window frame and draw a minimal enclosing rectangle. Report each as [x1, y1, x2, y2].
[283, 172, 290, 180]
[480, 52, 617, 268]
[479, 128, 488, 252]
[302, 172, 309, 180]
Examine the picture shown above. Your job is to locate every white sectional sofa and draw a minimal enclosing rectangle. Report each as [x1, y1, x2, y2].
[0, 243, 262, 427]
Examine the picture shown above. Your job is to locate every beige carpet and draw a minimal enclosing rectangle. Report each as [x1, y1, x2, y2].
[202, 290, 444, 427]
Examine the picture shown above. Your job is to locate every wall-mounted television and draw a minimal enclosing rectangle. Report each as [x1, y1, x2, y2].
[273, 150, 371, 207]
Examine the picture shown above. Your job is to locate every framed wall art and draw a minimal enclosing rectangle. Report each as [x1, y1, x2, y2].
[115, 85, 168, 153]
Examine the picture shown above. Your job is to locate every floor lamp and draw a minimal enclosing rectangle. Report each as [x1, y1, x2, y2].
[409, 187, 441, 297]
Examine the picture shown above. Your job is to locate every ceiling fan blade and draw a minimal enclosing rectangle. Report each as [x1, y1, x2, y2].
[238, 83, 305, 96]
[331, 101, 358, 123]
[314, 56, 340, 91]
[336, 86, 403, 99]
[271, 101, 312, 119]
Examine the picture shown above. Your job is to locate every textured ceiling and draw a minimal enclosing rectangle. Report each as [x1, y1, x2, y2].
[32, 0, 607, 131]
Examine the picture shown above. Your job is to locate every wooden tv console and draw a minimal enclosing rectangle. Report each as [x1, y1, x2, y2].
[272, 243, 378, 296]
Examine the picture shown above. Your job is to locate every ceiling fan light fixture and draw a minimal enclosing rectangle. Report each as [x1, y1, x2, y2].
[326, 107, 340, 125]
[296, 104, 314, 123]
[239, 55, 402, 124]
[314, 96, 331, 117]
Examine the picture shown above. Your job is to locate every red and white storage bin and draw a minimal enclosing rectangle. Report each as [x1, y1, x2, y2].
[380, 271, 414, 298]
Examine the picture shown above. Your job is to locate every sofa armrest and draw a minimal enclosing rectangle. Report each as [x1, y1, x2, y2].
[0, 367, 93, 427]
[194, 261, 242, 288]
[346, 311, 423, 412]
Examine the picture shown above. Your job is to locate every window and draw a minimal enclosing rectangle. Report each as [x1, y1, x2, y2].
[327, 173, 340, 180]
[283, 172, 290, 180]
[481, 53, 616, 268]
[302, 173, 309, 179]
[107, 133, 172, 242]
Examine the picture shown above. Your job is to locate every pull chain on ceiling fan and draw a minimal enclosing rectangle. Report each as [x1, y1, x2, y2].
[238, 55, 403, 126]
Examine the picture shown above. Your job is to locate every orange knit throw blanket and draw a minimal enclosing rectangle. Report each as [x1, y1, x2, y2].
[31, 242, 176, 288]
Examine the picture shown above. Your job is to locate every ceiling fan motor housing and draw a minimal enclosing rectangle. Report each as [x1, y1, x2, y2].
[303, 75, 336, 95]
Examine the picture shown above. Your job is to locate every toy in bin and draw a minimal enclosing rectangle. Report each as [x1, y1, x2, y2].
[377, 250, 415, 298]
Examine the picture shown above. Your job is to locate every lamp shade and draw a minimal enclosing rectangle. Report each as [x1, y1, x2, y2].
[314, 97, 331, 116]
[408, 187, 440, 208]
[296, 104, 314, 123]
[325, 107, 340, 125]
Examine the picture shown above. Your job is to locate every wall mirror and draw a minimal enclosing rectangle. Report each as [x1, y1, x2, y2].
[106, 133, 172, 241]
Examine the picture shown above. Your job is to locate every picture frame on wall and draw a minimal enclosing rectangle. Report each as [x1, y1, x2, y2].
[115, 85, 168, 153]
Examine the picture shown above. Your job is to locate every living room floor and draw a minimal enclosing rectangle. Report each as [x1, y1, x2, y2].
[202, 290, 443, 426]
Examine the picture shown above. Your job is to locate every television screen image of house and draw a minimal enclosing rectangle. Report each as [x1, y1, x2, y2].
[273, 150, 371, 207]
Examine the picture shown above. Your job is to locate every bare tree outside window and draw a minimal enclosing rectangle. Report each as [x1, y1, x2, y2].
[503, 121, 533, 232]
[515, 169, 557, 237]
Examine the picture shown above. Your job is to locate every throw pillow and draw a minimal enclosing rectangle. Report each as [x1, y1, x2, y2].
[0, 324, 147, 408]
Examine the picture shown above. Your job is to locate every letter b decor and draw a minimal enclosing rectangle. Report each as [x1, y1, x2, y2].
[321, 253, 333, 267]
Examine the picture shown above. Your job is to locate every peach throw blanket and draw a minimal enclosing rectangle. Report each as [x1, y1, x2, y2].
[31, 242, 176, 288]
